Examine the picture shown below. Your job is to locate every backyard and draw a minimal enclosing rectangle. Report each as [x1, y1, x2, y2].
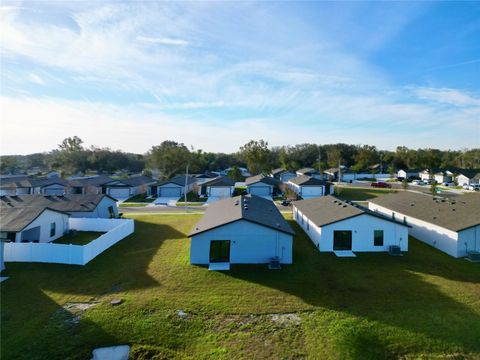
[334, 187, 398, 201]
[1, 214, 479, 359]
[53, 231, 104, 245]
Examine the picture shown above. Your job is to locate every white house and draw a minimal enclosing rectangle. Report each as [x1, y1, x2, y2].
[270, 168, 297, 183]
[245, 175, 280, 197]
[287, 175, 333, 199]
[189, 195, 294, 268]
[296, 168, 322, 179]
[369, 192, 480, 258]
[198, 176, 235, 198]
[151, 176, 197, 198]
[434, 170, 454, 184]
[0, 194, 119, 219]
[101, 175, 156, 199]
[456, 171, 480, 186]
[419, 169, 432, 181]
[0, 207, 69, 243]
[397, 169, 421, 180]
[293, 196, 409, 253]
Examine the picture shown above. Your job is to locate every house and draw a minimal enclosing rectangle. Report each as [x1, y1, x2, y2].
[101, 175, 156, 199]
[397, 169, 421, 180]
[245, 175, 280, 197]
[296, 168, 322, 179]
[194, 172, 219, 185]
[0, 194, 119, 218]
[287, 176, 333, 199]
[270, 168, 297, 183]
[456, 171, 480, 186]
[368, 192, 480, 258]
[419, 169, 433, 181]
[68, 175, 114, 195]
[189, 195, 294, 267]
[0, 176, 69, 196]
[434, 170, 454, 184]
[293, 195, 409, 253]
[151, 176, 197, 198]
[198, 176, 235, 198]
[0, 207, 70, 243]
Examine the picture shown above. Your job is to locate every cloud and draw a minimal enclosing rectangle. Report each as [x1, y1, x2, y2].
[28, 73, 46, 85]
[136, 35, 189, 46]
[414, 87, 480, 107]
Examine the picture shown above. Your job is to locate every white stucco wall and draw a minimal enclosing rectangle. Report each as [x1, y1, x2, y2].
[20, 209, 69, 243]
[293, 206, 408, 252]
[190, 220, 293, 264]
[457, 225, 480, 257]
[368, 202, 463, 257]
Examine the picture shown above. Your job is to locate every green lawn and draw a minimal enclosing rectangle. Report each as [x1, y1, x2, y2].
[2, 215, 479, 359]
[52, 231, 104, 245]
[335, 187, 398, 201]
[119, 203, 148, 208]
[177, 191, 207, 203]
[124, 194, 154, 203]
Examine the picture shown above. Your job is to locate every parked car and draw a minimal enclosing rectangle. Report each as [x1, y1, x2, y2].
[281, 199, 291, 206]
[371, 182, 391, 188]
[467, 184, 480, 191]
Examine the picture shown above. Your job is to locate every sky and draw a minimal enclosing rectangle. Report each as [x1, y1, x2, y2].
[1, 1, 479, 155]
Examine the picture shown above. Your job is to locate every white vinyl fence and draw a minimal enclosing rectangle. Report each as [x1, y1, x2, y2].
[4, 218, 134, 265]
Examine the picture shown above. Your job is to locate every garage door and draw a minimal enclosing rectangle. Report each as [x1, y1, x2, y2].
[159, 187, 182, 198]
[108, 188, 131, 199]
[209, 186, 231, 197]
[301, 186, 324, 197]
[249, 186, 271, 196]
[43, 187, 65, 195]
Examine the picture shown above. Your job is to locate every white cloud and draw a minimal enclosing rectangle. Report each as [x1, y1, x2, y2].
[414, 87, 480, 107]
[28, 73, 45, 85]
[136, 35, 189, 46]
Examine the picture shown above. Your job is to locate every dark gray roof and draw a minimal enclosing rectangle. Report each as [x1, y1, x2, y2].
[456, 170, 480, 179]
[288, 175, 328, 186]
[369, 192, 480, 232]
[189, 195, 295, 236]
[0, 207, 69, 232]
[271, 168, 287, 176]
[245, 175, 280, 186]
[118, 175, 156, 187]
[68, 175, 113, 187]
[297, 167, 318, 175]
[0, 176, 68, 189]
[156, 175, 197, 187]
[203, 176, 236, 187]
[0, 194, 116, 213]
[293, 195, 409, 228]
[195, 172, 218, 178]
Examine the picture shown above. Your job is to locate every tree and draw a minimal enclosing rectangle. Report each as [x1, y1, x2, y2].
[227, 166, 244, 182]
[402, 179, 409, 191]
[239, 139, 271, 175]
[59, 136, 84, 152]
[147, 141, 191, 179]
[430, 181, 438, 195]
[57, 136, 88, 174]
[388, 165, 396, 179]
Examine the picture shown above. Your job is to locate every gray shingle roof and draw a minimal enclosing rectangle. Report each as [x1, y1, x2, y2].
[156, 176, 197, 187]
[0, 176, 68, 189]
[203, 176, 236, 187]
[293, 195, 409, 228]
[271, 168, 287, 176]
[189, 194, 295, 236]
[369, 192, 480, 232]
[115, 175, 156, 187]
[288, 175, 328, 186]
[296, 167, 318, 175]
[68, 175, 113, 187]
[0, 207, 68, 232]
[0, 194, 115, 213]
[245, 175, 280, 186]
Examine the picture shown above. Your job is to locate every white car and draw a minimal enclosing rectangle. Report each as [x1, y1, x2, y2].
[467, 184, 480, 191]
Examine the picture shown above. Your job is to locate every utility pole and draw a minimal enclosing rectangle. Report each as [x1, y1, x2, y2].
[338, 160, 342, 185]
[184, 164, 189, 212]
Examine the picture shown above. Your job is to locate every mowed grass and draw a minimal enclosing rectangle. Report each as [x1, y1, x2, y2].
[53, 231, 104, 245]
[1, 214, 480, 359]
[335, 187, 398, 201]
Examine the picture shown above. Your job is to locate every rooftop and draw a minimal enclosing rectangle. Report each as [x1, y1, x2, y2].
[288, 175, 328, 186]
[245, 174, 280, 186]
[0, 207, 68, 232]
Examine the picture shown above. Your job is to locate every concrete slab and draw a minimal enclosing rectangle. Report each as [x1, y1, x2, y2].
[153, 197, 178, 205]
[91, 345, 130, 360]
[208, 262, 230, 271]
[333, 251, 357, 257]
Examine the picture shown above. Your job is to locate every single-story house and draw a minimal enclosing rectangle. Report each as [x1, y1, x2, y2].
[368, 192, 480, 258]
[456, 171, 480, 186]
[245, 175, 280, 197]
[397, 169, 421, 180]
[198, 176, 235, 198]
[189, 195, 294, 266]
[296, 168, 322, 179]
[194, 172, 219, 185]
[0, 206, 70, 243]
[293, 195, 409, 253]
[0, 194, 119, 219]
[150, 176, 197, 198]
[287, 176, 333, 199]
[270, 168, 297, 183]
[68, 175, 114, 195]
[101, 175, 156, 199]
[419, 169, 432, 181]
[0, 176, 69, 196]
[434, 170, 454, 184]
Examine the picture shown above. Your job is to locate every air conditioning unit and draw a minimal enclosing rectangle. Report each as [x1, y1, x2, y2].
[388, 245, 401, 256]
[466, 251, 480, 262]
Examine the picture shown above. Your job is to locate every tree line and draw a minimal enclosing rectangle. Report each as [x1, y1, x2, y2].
[1, 137, 479, 179]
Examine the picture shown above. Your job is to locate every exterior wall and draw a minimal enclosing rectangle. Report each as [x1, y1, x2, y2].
[457, 225, 480, 257]
[420, 172, 431, 181]
[247, 182, 273, 196]
[208, 186, 234, 197]
[20, 209, 69, 243]
[456, 175, 471, 186]
[68, 197, 118, 218]
[41, 184, 66, 195]
[368, 202, 462, 258]
[16, 187, 31, 195]
[190, 220, 293, 264]
[0, 189, 16, 196]
[293, 206, 408, 252]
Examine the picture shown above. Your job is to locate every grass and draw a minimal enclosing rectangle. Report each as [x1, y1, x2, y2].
[119, 203, 148, 208]
[2, 215, 480, 359]
[335, 187, 397, 201]
[175, 202, 206, 207]
[124, 194, 154, 203]
[177, 191, 207, 203]
[53, 231, 104, 245]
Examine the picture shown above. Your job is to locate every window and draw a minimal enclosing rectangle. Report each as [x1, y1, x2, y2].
[307, 220, 309, 231]
[108, 206, 115, 218]
[295, 210, 298, 220]
[374, 230, 384, 246]
[403, 216, 407, 225]
[301, 215, 304, 224]
[50, 222, 56, 237]
[6, 232, 16, 242]
[209, 240, 231, 263]
[333, 231, 352, 250]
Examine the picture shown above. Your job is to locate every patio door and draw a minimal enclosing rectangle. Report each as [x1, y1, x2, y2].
[209, 240, 231, 263]
[333, 231, 352, 250]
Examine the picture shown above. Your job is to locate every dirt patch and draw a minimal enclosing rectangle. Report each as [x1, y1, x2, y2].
[271, 313, 301, 326]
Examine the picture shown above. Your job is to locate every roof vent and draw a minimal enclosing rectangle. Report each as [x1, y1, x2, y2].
[244, 205, 248, 211]
[342, 205, 347, 208]
[452, 208, 456, 211]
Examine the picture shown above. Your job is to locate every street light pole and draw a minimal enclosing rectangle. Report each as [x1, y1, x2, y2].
[184, 164, 189, 212]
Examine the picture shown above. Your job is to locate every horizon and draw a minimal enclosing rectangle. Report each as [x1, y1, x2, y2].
[1, 2, 479, 155]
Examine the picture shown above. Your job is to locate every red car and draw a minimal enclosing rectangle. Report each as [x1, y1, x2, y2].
[371, 182, 391, 188]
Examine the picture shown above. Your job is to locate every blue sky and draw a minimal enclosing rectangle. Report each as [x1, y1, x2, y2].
[1, 1, 479, 154]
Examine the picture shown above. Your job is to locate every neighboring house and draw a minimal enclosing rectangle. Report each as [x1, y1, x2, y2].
[434, 171, 454, 184]
[101, 176, 156, 199]
[0, 176, 69, 196]
[368, 192, 480, 258]
[68, 175, 114, 195]
[293, 196, 409, 253]
[194, 172, 219, 185]
[198, 176, 235, 198]
[270, 168, 297, 183]
[189, 195, 295, 266]
[0, 194, 119, 219]
[245, 175, 280, 197]
[0, 207, 70, 243]
[419, 169, 432, 181]
[151, 176, 197, 198]
[296, 168, 322, 179]
[456, 171, 480, 186]
[287, 176, 333, 199]
[222, 167, 251, 178]
[397, 169, 421, 180]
